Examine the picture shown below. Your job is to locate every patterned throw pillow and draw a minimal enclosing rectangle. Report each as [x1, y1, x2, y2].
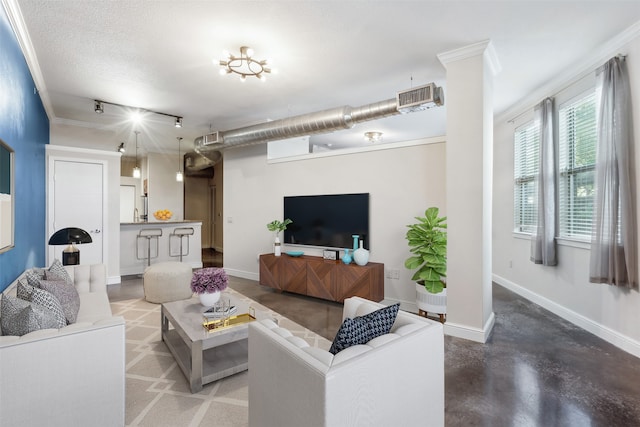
[0, 294, 62, 336]
[16, 278, 35, 300]
[27, 287, 67, 328]
[47, 259, 73, 286]
[24, 269, 44, 289]
[39, 279, 80, 324]
[329, 303, 400, 355]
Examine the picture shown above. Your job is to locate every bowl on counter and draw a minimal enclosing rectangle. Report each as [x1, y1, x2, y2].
[153, 209, 173, 221]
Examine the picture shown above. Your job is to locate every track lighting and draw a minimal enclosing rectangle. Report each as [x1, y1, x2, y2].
[93, 99, 182, 128]
[117, 142, 125, 153]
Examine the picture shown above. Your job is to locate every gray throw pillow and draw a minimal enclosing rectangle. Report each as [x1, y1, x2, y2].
[16, 278, 35, 300]
[0, 294, 61, 336]
[39, 279, 80, 324]
[47, 259, 73, 286]
[24, 269, 44, 289]
[27, 287, 67, 329]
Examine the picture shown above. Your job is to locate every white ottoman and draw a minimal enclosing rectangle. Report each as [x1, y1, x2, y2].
[143, 261, 193, 303]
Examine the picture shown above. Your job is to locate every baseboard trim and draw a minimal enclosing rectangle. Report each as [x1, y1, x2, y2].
[227, 268, 259, 282]
[444, 312, 496, 343]
[493, 274, 640, 359]
[107, 276, 121, 285]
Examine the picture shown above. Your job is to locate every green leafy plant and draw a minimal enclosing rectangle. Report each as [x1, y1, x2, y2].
[267, 219, 293, 234]
[404, 207, 447, 294]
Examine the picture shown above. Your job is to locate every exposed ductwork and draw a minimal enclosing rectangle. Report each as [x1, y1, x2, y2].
[191, 82, 443, 168]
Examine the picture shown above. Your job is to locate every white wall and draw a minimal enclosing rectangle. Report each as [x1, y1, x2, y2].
[146, 152, 184, 220]
[493, 29, 640, 357]
[222, 137, 446, 308]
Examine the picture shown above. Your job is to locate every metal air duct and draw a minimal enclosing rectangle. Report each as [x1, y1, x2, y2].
[192, 83, 443, 167]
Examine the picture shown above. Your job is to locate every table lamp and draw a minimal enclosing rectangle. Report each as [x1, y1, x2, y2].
[48, 227, 92, 265]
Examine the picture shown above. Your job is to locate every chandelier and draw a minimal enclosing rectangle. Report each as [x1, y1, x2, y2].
[219, 46, 272, 82]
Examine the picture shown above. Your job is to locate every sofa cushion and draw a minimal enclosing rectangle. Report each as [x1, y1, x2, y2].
[39, 279, 81, 324]
[0, 294, 61, 336]
[329, 303, 400, 354]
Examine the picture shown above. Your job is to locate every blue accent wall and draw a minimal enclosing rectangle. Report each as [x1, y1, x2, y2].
[0, 6, 48, 291]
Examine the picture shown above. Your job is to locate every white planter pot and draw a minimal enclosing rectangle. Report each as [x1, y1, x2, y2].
[415, 283, 447, 314]
[199, 291, 221, 307]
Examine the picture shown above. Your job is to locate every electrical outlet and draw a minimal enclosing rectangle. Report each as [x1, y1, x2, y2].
[386, 269, 400, 280]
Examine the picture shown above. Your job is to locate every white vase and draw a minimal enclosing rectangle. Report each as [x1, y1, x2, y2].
[199, 291, 221, 307]
[353, 241, 370, 266]
[274, 236, 281, 256]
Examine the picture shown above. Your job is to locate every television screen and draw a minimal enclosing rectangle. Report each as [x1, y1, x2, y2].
[283, 193, 369, 250]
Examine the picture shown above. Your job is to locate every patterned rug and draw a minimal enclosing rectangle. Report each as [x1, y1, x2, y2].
[110, 289, 331, 427]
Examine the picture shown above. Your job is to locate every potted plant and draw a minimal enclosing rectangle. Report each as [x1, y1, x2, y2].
[267, 219, 293, 256]
[191, 267, 229, 307]
[404, 207, 447, 321]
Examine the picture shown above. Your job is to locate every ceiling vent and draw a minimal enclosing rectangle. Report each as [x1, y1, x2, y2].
[396, 83, 444, 113]
[201, 131, 221, 146]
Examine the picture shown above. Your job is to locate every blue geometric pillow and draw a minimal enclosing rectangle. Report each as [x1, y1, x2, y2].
[329, 303, 400, 355]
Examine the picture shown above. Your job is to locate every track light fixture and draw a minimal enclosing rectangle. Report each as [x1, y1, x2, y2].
[93, 99, 183, 128]
[218, 46, 274, 81]
[117, 142, 125, 153]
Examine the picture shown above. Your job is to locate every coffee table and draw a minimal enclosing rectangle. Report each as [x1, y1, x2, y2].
[161, 290, 267, 393]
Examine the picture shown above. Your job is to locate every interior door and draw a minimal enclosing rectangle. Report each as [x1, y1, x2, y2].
[51, 160, 104, 265]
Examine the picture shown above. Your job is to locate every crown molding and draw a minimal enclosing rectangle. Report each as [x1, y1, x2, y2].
[437, 39, 502, 76]
[496, 19, 640, 124]
[1, 0, 53, 121]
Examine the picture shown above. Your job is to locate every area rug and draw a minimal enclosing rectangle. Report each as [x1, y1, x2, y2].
[110, 288, 331, 427]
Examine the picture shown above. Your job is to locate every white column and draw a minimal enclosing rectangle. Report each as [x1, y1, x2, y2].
[437, 40, 500, 343]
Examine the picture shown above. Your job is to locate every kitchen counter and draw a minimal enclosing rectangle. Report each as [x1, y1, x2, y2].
[121, 220, 203, 225]
[120, 221, 203, 275]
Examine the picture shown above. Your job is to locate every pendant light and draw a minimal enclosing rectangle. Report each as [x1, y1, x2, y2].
[133, 131, 141, 179]
[176, 137, 184, 182]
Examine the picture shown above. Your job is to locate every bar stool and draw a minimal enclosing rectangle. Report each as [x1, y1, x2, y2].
[137, 228, 163, 267]
[169, 227, 194, 262]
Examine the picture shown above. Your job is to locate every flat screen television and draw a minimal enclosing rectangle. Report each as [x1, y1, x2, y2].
[283, 193, 369, 250]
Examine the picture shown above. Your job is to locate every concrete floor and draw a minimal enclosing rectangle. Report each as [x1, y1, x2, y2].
[107, 251, 640, 426]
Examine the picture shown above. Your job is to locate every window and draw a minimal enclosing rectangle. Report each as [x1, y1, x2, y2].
[513, 121, 540, 233]
[558, 91, 597, 239]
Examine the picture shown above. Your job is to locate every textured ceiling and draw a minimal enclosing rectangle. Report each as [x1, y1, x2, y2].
[10, 0, 640, 154]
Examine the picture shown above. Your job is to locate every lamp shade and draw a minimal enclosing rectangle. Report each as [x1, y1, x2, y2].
[48, 227, 93, 245]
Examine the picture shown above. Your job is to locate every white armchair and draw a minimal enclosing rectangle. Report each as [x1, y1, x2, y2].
[248, 296, 444, 427]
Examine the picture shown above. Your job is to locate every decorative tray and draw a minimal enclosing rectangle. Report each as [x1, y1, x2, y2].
[285, 251, 304, 257]
[203, 312, 256, 332]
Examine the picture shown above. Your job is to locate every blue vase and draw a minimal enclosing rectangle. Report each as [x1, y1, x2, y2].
[342, 248, 352, 264]
[352, 235, 359, 252]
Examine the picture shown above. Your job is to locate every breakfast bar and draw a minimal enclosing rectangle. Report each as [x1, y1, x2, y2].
[120, 220, 203, 275]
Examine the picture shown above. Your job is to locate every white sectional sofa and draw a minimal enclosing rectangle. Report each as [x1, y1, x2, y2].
[248, 296, 444, 427]
[0, 263, 125, 426]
